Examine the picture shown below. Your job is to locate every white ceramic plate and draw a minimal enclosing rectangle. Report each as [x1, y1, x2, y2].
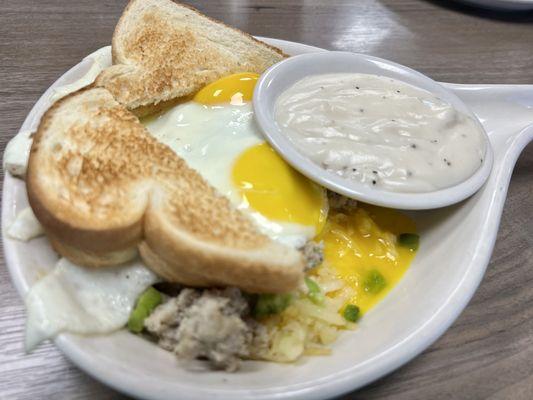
[2, 38, 533, 400]
[455, 0, 533, 10]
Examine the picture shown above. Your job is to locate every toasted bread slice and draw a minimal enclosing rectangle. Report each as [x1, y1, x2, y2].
[27, 88, 304, 293]
[95, 0, 286, 113]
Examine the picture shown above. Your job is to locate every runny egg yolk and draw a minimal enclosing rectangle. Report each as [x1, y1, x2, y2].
[193, 73, 328, 236]
[232, 143, 328, 235]
[193, 72, 258, 105]
[316, 204, 417, 314]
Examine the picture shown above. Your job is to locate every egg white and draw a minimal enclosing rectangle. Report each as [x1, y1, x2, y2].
[25, 258, 159, 351]
[144, 102, 316, 248]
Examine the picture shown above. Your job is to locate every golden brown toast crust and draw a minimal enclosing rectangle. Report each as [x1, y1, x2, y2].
[110, 0, 287, 64]
[96, 0, 287, 111]
[27, 87, 303, 293]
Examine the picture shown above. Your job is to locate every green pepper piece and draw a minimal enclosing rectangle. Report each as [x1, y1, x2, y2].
[304, 277, 325, 305]
[253, 293, 293, 318]
[363, 270, 387, 294]
[343, 304, 360, 322]
[398, 233, 420, 251]
[127, 287, 163, 333]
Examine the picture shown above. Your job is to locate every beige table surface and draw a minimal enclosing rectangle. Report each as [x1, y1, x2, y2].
[1, 0, 532, 399]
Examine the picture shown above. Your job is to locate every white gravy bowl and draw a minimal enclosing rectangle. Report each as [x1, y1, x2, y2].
[253, 51, 494, 210]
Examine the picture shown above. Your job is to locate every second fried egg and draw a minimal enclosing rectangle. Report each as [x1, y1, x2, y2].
[143, 73, 328, 247]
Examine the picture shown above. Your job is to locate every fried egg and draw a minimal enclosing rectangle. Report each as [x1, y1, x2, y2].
[143, 73, 328, 248]
[25, 258, 159, 351]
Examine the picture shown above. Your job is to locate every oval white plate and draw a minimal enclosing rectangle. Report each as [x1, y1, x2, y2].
[2, 38, 533, 400]
[253, 51, 493, 210]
